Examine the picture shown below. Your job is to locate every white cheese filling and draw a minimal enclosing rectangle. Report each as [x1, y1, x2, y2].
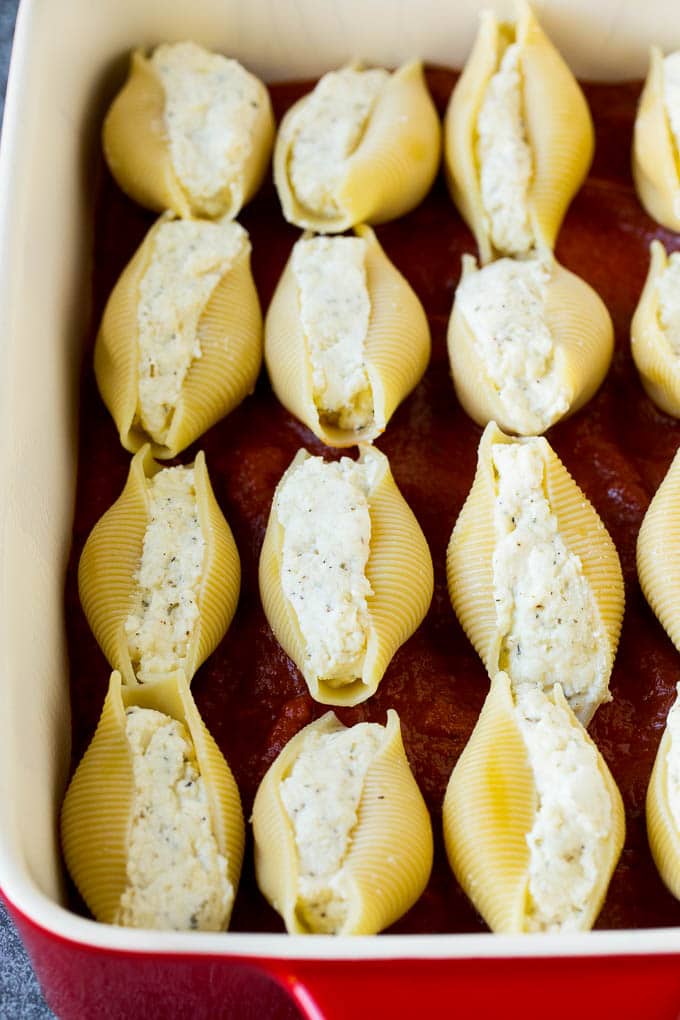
[280, 722, 384, 933]
[116, 706, 232, 931]
[276, 454, 380, 686]
[656, 251, 680, 357]
[288, 67, 389, 218]
[125, 466, 205, 683]
[136, 217, 246, 443]
[514, 683, 612, 932]
[492, 442, 606, 721]
[456, 256, 569, 433]
[665, 683, 680, 832]
[292, 235, 373, 431]
[477, 43, 534, 255]
[151, 42, 264, 215]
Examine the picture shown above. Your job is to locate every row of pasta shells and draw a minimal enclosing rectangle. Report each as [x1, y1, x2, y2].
[103, 3, 599, 242]
[637, 449, 680, 904]
[95, 211, 430, 457]
[444, 421, 627, 930]
[62, 669, 435, 935]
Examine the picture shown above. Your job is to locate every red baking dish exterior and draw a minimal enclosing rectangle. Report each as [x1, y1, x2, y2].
[5, 1, 680, 1018]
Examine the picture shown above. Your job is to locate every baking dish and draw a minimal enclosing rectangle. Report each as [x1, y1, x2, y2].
[5, 0, 680, 1017]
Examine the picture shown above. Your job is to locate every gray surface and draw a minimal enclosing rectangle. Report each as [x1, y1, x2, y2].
[1, 1, 56, 1016]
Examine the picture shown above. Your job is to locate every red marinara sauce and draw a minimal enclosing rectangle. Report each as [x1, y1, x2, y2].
[65, 68, 680, 934]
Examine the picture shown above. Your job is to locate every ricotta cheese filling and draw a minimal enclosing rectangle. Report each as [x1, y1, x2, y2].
[514, 683, 612, 932]
[492, 442, 606, 720]
[125, 466, 205, 683]
[280, 722, 384, 933]
[655, 251, 680, 357]
[276, 454, 379, 686]
[288, 67, 389, 218]
[136, 217, 246, 443]
[477, 43, 534, 255]
[665, 684, 680, 832]
[456, 256, 569, 433]
[151, 41, 264, 216]
[292, 235, 373, 431]
[115, 706, 232, 931]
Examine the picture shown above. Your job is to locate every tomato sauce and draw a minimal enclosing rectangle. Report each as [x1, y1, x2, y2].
[65, 69, 680, 933]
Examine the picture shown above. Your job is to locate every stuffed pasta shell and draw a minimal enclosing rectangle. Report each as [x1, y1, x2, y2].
[631, 240, 680, 417]
[78, 446, 240, 686]
[447, 423, 624, 725]
[265, 226, 430, 447]
[637, 446, 680, 652]
[103, 42, 274, 220]
[646, 684, 680, 901]
[443, 672, 624, 933]
[259, 446, 433, 706]
[61, 670, 245, 930]
[448, 252, 613, 435]
[274, 61, 441, 232]
[444, 0, 593, 264]
[251, 710, 432, 934]
[95, 212, 262, 460]
[633, 47, 680, 232]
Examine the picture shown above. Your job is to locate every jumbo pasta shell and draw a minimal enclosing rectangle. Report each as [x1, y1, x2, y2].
[274, 60, 441, 233]
[259, 446, 433, 706]
[632, 47, 680, 232]
[60, 670, 244, 926]
[264, 225, 430, 447]
[631, 241, 680, 417]
[94, 213, 262, 459]
[443, 673, 624, 933]
[444, 0, 594, 264]
[637, 446, 680, 651]
[251, 709, 433, 934]
[78, 446, 240, 686]
[103, 48, 274, 220]
[448, 253, 613, 435]
[646, 696, 680, 901]
[446, 422, 624, 724]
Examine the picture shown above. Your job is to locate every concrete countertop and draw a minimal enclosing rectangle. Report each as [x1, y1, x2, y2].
[1, 0, 56, 1016]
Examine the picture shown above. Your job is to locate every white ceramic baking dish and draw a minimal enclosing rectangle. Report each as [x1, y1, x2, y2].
[4, 1, 680, 1016]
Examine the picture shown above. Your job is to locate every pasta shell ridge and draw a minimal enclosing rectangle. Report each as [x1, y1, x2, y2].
[647, 722, 680, 900]
[633, 47, 680, 232]
[94, 217, 163, 455]
[446, 421, 503, 676]
[360, 447, 434, 705]
[543, 439, 624, 698]
[543, 259, 613, 418]
[342, 709, 433, 934]
[631, 240, 680, 417]
[443, 671, 535, 933]
[186, 451, 241, 680]
[637, 447, 680, 653]
[60, 671, 135, 924]
[339, 61, 441, 228]
[444, 12, 500, 265]
[517, 0, 594, 252]
[164, 236, 263, 458]
[358, 224, 430, 435]
[78, 446, 155, 685]
[102, 51, 191, 217]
